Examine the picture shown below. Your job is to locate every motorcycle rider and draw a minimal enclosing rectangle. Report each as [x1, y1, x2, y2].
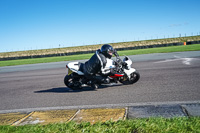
[83, 44, 118, 89]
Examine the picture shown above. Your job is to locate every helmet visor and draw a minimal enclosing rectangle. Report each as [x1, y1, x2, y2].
[108, 50, 113, 56]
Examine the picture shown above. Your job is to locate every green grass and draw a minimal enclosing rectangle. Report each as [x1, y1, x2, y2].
[0, 117, 200, 133]
[0, 53, 93, 67]
[117, 43, 200, 55]
[0, 44, 200, 67]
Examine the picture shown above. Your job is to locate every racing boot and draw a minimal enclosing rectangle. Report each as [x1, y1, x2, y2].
[91, 83, 99, 90]
[90, 76, 110, 89]
[102, 77, 110, 84]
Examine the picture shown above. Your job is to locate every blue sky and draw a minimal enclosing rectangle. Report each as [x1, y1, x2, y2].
[0, 0, 200, 52]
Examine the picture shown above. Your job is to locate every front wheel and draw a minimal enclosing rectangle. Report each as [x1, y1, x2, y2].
[128, 71, 140, 84]
[120, 71, 140, 85]
[64, 73, 82, 90]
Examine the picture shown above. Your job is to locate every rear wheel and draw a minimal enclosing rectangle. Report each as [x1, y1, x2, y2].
[64, 73, 82, 90]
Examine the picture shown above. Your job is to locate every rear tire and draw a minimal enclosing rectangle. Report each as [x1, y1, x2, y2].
[64, 73, 82, 90]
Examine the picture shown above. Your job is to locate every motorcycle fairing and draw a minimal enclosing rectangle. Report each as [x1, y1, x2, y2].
[124, 68, 136, 78]
[109, 73, 124, 78]
[123, 56, 133, 69]
[67, 62, 84, 75]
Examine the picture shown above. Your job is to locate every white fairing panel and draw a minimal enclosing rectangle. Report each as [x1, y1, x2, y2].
[125, 60, 132, 69]
[123, 56, 136, 78]
[67, 62, 84, 75]
[124, 68, 136, 78]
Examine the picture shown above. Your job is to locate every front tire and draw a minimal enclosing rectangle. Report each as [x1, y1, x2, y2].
[120, 71, 140, 85]
[64, 73, 82, 90]
[128, 71, 140, 84]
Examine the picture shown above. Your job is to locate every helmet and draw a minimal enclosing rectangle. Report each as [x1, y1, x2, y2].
[101, 44, 114, 59]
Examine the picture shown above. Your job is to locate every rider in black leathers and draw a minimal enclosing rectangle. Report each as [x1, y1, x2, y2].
[83, 44, 116, 89]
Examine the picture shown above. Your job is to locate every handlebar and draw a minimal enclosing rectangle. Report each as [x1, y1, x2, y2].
[113, 49, 119, 57]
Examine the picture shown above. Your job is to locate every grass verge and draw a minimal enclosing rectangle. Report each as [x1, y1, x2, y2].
[0, 117, 200, 133]
[0, 44, 200, 67]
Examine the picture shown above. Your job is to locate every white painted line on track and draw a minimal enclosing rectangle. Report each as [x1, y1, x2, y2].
[154, 56, 200, 65]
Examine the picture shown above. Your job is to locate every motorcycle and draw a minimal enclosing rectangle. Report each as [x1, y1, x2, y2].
[64, 54, 140, 90]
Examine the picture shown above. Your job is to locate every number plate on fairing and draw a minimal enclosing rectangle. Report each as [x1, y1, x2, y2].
[67, 69, 73, 75]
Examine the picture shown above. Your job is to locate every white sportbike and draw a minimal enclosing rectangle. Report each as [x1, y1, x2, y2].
[64, 55, 140, 90]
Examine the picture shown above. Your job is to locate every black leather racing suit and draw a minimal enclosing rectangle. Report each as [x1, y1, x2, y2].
[83, 49, 108, 84]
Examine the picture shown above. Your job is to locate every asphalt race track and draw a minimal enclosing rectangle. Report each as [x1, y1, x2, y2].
[0, 51, 200, 112]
